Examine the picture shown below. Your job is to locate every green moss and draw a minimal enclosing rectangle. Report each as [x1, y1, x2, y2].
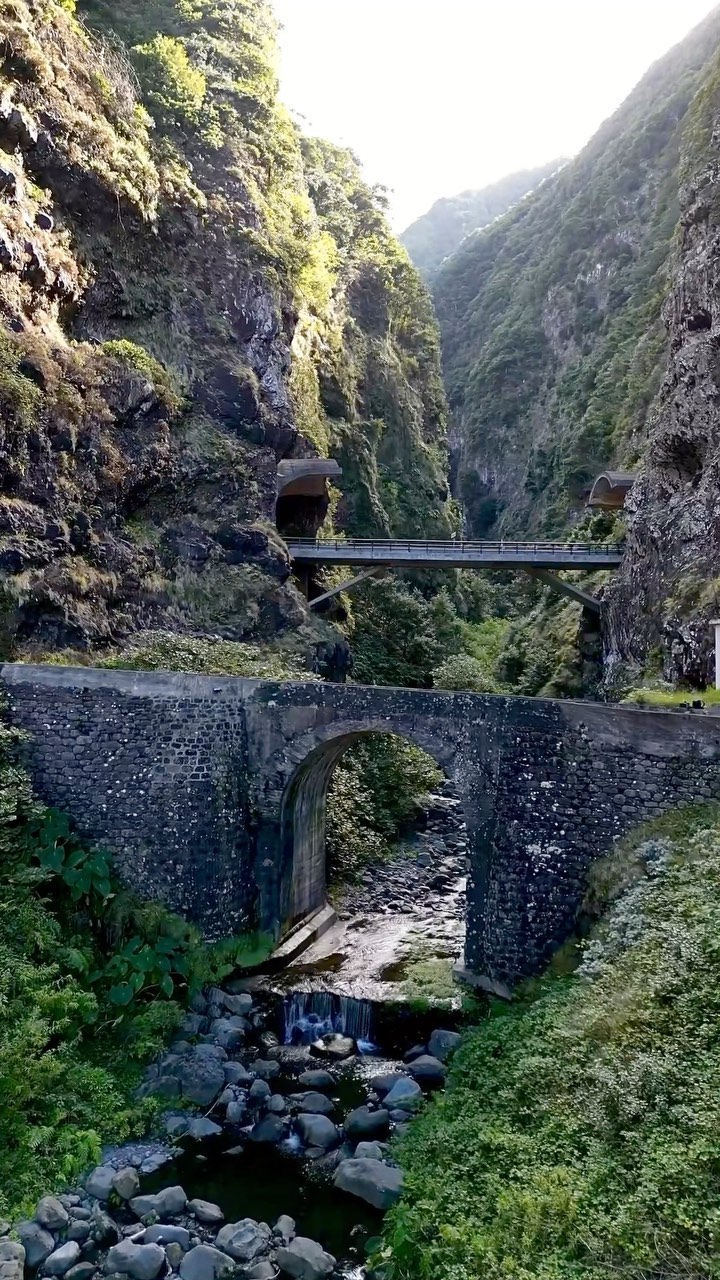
[102, 339, 183, 413]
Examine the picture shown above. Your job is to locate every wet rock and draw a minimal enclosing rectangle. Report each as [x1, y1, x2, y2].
[250, 1115, 286, 1145]
[273, 1216, 295, 1246]
[369, 1072, 405, 1098]
[407, 1055, 447, 1087]
[251, 1060, 280, 1081]
[165, 1115, 190, 1139]
[344, 1106, 390, 1141]
[85, 1166, 116, 1201]
[310, 1034, 356, 1061]
[144, 1226, 191, 1250]
[35, 1198, 69, 1232]
[334, 1158, 404, 1211]
[295, 1114, 340, 1149]
[179, 1246, 235, 1280]
[276, 1237, 335, 1280]
[297, 1071, 335, 1091]
[17, 1222, 55, 1269]
[43, 1243, 81, 1277]
[105, 1241, 166, 1280]
[214, 1219, 270, 1262]
[296, 1092, 333, 1116]
[130, 1187, 187, 1220]
[226, 1097, 248, 1126]
[112, 1169, 141, 1202]
[267, 1095, 286, 1115]
[428, 1029, 461, 1062]
[188, 1201, 223, 1227]
[245, 1264, 277, 1280]
[90, 1209, 120, 1247]
[383, 1078, 423, 1111]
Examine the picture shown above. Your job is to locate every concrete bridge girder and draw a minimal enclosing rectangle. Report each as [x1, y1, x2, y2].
[3, 664, 720, 987]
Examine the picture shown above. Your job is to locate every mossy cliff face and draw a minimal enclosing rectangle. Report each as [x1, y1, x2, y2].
[0, 0, 450, 666]
[430, 8, 720, 689]
[605, 51, 720, 688]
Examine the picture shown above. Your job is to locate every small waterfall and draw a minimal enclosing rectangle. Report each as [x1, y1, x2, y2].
[283, 991, 375, 1050]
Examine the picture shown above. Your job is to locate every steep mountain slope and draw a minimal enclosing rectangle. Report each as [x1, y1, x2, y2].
[0, 0, 451, 673]
[401, 160, 565, 282]
[435, 7, 720, 544]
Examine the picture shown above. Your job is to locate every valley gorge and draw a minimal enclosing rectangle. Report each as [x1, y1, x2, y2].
[3, 2, 720, 1280]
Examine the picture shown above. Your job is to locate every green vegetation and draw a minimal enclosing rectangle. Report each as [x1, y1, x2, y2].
[0, 714, 260, 1218]
[327, 735, 442, 883]
[382, 805, 720, 1279]
[622, 684, 720, 707]
[401, 160, 566, 282]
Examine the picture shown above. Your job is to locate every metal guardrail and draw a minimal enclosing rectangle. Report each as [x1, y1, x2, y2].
[287, 538, 624, 557]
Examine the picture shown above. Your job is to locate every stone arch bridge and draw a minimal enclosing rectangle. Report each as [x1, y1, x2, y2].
[4, 664, 720, 987]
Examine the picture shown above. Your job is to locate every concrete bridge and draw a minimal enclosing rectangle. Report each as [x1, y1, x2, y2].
[3, 663, 720, 987]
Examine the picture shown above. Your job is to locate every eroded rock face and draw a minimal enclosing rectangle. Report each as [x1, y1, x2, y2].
[605, 121, 720, 687]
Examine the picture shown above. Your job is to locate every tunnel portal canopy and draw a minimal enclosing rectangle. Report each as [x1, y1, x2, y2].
[587, 470, 636, 509]
[275, 458, 342, 539]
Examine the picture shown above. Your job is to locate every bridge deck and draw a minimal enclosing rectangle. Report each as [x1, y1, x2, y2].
[287, 538, 624, 571]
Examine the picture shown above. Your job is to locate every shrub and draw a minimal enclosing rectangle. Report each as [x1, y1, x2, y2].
[381, 809, 720, 1280]
[132, 34, 206, 129]
[433, 653, 499, 693]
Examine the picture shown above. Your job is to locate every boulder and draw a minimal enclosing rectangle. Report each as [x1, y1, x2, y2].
[17, 1222, 54, 1269]
[354, 1141, 384, 1161]
[219, 993, 253, 1017]
[130, 1186, 187, 1220]
[176, 1051, 225, 1106]
[223, 1063, 254, 1087]
[187, 1117, 223, 1141]
[0, 1240, 25, 1280]
[226, 1098, 247, 1126]
[310, 1035, 355, 1060]
[344, 1106, 390, 1140]
[66, 1225, 90, 1245]
[214, 1219, 270, 1262]
[250, 1115, 285, 1145]
[297, 1070, 335, 1092]
[334, 1158, 404, 1211]
[112, 1169, 141, 1202]
[209, 1018, 246, 1051]
[275, 1237, 335, 1280]
[245, 1264, 277, 1280]
[90, 1209, 120, 1247]
[406, 1055, 447, 1087]
[249, 1079, 271, 1104]
[65, 1266, 96, 1280]
[383, 1078, 423, 1111]
[144, 1226, 191, 1250]
[35, 1198, 69, 1232]
[84, 1167, 116, 1202]
[428, 1029, 461, 1062]
[296, 1092, 333, 1116]
[104, 1242, 166, 1280]
[43, 1243, 80, 1277]
[369, 1072, 405, 1098]
[251, 1060, 280, 1081]
[164, 1244, 184, 1273]
[295, 1114, 340, 1149]
[267, 1095, 286, 1114]
[179, 1246, 234, 1280]
[188, 1201, 224, 1227]
[273, 1216, 295, 1245]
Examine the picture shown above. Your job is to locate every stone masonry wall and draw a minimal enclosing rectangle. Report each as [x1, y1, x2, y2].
[4, 664, 720, 981]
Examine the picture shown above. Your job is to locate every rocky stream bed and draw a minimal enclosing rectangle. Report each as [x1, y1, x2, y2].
[3, 792, 469, 1280]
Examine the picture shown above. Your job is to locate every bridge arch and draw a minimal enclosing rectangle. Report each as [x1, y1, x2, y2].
[277, 718, 458, 930]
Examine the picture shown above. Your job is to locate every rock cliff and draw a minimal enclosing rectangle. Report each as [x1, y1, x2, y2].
[0, 0, 450, 673]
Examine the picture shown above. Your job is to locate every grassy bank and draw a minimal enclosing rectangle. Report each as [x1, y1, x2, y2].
[380, 806, 720, 1279]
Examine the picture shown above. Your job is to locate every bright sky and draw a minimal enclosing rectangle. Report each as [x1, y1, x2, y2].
[272, 0, 717, 230]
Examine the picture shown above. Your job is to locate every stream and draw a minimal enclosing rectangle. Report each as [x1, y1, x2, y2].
[16, 789, 469, 1280]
